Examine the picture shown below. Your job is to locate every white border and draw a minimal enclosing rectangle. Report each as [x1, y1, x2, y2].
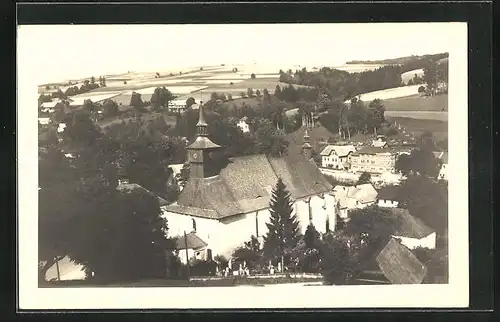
[17, 23, 469, 309]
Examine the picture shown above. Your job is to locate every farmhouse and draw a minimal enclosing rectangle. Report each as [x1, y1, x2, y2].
[332, 183, 378, 221]
[349, 146, 397, 174]
[377, 185, 402, 208]
[389, 208, 436, 250]
[320, 144, 356, 169]
[162, 105, 336, 259]
[433, 151, 448, 181]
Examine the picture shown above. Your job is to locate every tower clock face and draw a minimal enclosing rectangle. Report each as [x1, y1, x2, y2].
[191, 152, 198, 160]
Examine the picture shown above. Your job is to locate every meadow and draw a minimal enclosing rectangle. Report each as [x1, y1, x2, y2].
[386, 116, 448, 143]
[382, 94, 448, 112]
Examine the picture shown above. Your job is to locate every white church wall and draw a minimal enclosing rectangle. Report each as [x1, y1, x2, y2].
[295, 199, 311, 234]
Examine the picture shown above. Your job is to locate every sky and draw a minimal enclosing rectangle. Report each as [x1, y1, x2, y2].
[18, 23, 459, 85]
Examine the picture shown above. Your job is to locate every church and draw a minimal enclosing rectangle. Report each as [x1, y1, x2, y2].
[162, 105, 337, 259]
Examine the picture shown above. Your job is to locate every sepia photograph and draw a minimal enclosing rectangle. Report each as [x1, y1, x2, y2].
[18, 22, 469, 309]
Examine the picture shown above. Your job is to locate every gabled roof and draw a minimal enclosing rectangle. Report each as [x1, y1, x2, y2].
[376, 238, 427, 284]
[116, 182, 169, 206]
[166, 153, 333, 219]
[333, 184, 378, 209]
[172, 232, 208, 250]
[377, 185, 402, 201]
[320, 145, 356, 157]
[390, 208, 435, 239]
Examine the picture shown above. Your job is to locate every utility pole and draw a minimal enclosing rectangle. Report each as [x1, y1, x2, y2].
[55, 256, 61, 281]
[184, 231, 190, 281]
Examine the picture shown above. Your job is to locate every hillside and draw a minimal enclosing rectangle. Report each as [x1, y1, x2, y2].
[346, 53, 449, 65]
[285, 124, 335, 156]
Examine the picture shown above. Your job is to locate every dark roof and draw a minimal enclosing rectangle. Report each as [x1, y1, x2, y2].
[376, 238, 427, 284]
[377, 185, 402, 201]
[172, 232, 207, 250]
[390, 208, 435, 239]
[166, 153, 333, 219]
[351, 146, 391, 155]
[116, 183, 169, 206]
[187, 136, 221, 150]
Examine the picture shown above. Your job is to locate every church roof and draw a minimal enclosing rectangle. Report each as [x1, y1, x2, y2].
[165, 153, 333, 219]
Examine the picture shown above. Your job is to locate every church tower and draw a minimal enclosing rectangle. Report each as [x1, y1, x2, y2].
[302, 128, 313, 160]
[186, 102, 222, 179]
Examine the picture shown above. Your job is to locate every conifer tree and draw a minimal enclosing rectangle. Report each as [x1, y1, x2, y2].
[263, 178, 301, 267]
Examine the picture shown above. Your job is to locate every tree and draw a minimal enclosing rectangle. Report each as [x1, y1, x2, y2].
[232, 235, 263, 270]
[129, 92, 144, 109]
[177, 163, 190, 189]
[240, 91, 247, 99]
[274, 85, 282, 99]
[303, 224, 320, 249]
[247, 88, 254, 98]
[395, 148, 441, 178]
[251, 73, 256, 79]
[423, 60, 438, 96]
[357, 171, 371, 184]
[90, 76, 96, 84]
[263, 178, 301, 267]
[185, 97, 196, 108]
[102, 99, 119, 118]
[418, 85, 426, 95]
[398, 175, 448, 235]
[413, 247, 448, 284]
[255, 89, 261, 98]
[227, 93, 233, 101]
[67, 187, 171, 282]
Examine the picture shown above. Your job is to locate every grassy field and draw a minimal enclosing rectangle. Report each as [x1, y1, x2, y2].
[387, 116, 448, 142]
[382, 94, 448, 112]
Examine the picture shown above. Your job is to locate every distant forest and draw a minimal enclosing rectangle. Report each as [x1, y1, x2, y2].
[345, 53, 449, 66]
[279, 53, 448, 100]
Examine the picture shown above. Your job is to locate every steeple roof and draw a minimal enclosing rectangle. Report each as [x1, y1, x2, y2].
[187, 101, 221, 150]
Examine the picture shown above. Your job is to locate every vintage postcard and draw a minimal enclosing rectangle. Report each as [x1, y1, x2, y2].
[18, 22, 468, 309]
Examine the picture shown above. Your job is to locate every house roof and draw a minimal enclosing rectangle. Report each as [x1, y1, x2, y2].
[390, 208, 435, 239]
[116, 182, 169, 206]
[376, 238, 427, 284]
[333, 184, 378, 209]
[351, 146, 392, 156]
[166, 153, 333, 219]
[377, 185, 402, 201]
[172, 232, 208, 250]
[320, 145, 356, 157]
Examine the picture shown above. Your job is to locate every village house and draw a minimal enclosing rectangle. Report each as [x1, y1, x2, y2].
[377, 185, 402, 208]
[389, 208, 436, 250]
[320, 144, 356, 169]
[371, 135, 388, 148]
[167, 99, 188, 113]
[237, 116, 250, 133]
[171, 232, 209, 265]
[433, 151, 448, 181]
[349, 146, 397, 174]
[332, 183, 378, 222]
[161, 105, 336, 259]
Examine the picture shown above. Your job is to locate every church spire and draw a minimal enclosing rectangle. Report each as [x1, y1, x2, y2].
[196, 101, 208, 136]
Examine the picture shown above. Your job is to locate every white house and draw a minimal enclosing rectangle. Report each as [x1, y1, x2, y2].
[332, 183, 378, 221]
[320, 144, 356, 169]
[161, 105, 336, 260]
[172, 232, 209, 265]
[377, 185, 402, 208]
[168, 99, 188, 112]
[38, 117, 51, 125]
[433, 151, 448, 181]
[388, 208, 436, 250]
[237, 117, 250, 133]
[372, 135, 388, 148]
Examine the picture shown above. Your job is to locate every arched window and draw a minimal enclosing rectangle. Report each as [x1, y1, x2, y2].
[192, 218, 197, 232]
